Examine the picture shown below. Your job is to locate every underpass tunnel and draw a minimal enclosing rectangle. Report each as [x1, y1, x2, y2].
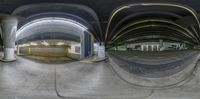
[105, 3, 200, 46]
[15, 17, 94, 63]
[0, 3, 101, 62]
[16, 33, 82, 63]
[0, 17, 95, 62]
[106, 3, 200, 88]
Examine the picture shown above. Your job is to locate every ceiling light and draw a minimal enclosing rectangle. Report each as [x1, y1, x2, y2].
[41, 41, 49, 46]
[56, 42, 65, 46]
[30, 42, 38, 46]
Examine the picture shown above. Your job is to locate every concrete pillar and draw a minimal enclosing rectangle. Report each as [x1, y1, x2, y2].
[80, 31, 85, 59]
[28, 48, 31, 55]
[97, 42, 105, 59]
[141, 45, 144, 51]
[1, 17, 18, 61]
[91, 36, 94, 56]
[157, 45, 159, 51]
[159, 39, 165, 51]
[80, 31, 93, 59]
[146, 45, 149, 52]
[17, 42, 20, 55]
[151, 45, 154, 51]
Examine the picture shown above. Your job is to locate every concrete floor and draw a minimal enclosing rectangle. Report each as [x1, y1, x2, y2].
[108, 50, 200, 87]
[0, 52, 199, 99]
[108, 50, 199, 77]
[22, 56, 77, 64]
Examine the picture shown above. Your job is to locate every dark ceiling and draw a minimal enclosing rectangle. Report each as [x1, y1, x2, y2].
[1, 0, 200, 47]
[1, 0, 200, 23]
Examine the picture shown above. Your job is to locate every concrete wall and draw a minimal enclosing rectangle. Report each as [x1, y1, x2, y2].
[20, 47, 67, 55]
[68, 43, 81, 54]
[19, 46, 81, 59]
[110, 42, 185, 51]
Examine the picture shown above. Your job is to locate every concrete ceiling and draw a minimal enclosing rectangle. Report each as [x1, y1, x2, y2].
[17, 32, 80, 44]
[1, 0, 200, 46]
[0, 0, 200, 20]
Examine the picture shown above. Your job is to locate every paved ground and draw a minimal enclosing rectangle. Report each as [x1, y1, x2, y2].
[108, 50, 199, 77]
[0, 51, 199, 99]
[22, 55, 78, 64]
[109, 50, 196, 64]
[0, 56, 152, 99]
[108, 50, 200, 87]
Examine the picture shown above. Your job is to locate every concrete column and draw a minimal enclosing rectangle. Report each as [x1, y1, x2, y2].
[159, 39, 165, 51]
[81, 31, 93, 59]
[146, 45, 149, 52]
[157, 45, 159, 51]
[1, 16, 18, 61]
[141, 45, 144, 51]
[80, 31, 85, 59]
[151, 45, 153, 51]
[91, 36, 94, 55]
[97, 42, 105, 59]
[17, 42, 20, 55]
